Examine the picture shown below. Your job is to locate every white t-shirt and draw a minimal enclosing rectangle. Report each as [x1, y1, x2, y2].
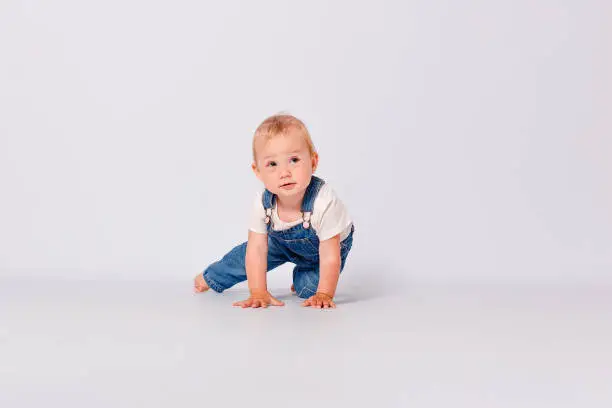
[249, 183, 353, 242]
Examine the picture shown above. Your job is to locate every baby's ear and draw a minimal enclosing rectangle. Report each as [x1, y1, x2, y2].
[251, 162, 262, 180]
[311, 153, 319, 172]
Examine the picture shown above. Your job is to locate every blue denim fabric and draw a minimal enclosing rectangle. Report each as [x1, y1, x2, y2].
[202, 176, 354, 299]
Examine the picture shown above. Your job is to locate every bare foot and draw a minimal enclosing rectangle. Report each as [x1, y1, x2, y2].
[194, 273, 210, 293]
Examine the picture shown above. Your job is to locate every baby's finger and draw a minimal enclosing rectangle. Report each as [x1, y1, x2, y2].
[270, 297, 285, 306]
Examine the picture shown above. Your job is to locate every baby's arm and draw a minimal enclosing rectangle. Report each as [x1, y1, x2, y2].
[232, 230, 284, 308]
[302, 233, 341, 308]
[245, 230, 268, 293]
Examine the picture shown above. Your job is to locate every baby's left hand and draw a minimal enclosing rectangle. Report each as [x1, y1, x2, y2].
[302, 292, 336, 309]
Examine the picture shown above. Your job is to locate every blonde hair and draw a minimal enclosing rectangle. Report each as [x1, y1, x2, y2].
[252, 114, 317, 162]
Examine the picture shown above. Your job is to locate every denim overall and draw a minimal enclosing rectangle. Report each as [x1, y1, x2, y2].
[202, 176, 355, 299]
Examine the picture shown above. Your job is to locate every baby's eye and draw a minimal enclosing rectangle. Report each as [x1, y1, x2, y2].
[266, 161, 277, 167]
[290, 157, 300, 164]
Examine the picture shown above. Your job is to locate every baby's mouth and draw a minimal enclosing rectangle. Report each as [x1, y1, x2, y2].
[280, 182, 296, 189]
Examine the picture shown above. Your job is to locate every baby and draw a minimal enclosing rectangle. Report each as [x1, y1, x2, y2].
[193, 114, 355, 309]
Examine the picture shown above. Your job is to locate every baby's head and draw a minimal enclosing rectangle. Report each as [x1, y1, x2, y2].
[251, 114, 319, 199]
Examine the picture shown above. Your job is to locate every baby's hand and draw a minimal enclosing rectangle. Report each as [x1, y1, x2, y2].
[302, 292, 336, 309]
[232, 290, 284, 309]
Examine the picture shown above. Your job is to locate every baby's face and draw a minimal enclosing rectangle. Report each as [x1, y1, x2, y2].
[252, 130, 318, 201]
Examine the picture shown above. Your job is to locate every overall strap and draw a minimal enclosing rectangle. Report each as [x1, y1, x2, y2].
[262, 189, 276, 227]
[261, 175, 325, 229]
[300, 176, 325, 229]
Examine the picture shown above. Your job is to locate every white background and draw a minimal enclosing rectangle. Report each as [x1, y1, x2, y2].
[1, 1, 610, 283]
[2, 2, 612, 407]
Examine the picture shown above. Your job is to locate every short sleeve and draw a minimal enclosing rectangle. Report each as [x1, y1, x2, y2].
[248, 192, 268, 234]
[313, 186, 352, 241]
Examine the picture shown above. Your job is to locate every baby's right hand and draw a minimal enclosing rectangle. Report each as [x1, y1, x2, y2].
[232, 290, 284, 308]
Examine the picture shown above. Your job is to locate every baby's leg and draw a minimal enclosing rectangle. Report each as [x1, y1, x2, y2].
[195, 239, 288, 294]
[292, 264, 320, 299]
[292, 237, 354, 299]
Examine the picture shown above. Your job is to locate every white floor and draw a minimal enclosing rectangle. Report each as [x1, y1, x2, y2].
[1, 274, 611, 407]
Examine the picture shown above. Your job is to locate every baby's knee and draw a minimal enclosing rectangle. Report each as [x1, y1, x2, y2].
[292, 277, 318, 299]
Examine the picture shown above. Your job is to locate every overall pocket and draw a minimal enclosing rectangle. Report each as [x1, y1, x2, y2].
[283, 237, 319, 253]
[282, 237, 319, 263]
